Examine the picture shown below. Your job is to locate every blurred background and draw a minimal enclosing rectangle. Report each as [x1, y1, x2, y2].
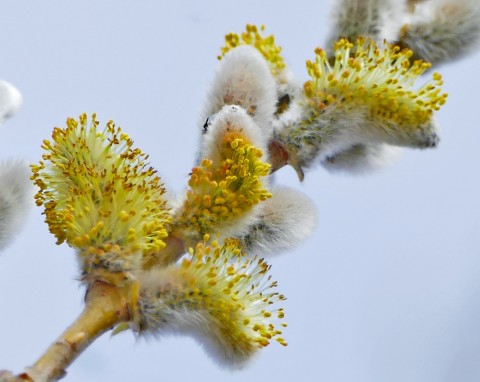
[1, 1, 479, 381]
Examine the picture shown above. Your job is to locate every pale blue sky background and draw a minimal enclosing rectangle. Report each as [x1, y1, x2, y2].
[1, 1, 480, 381]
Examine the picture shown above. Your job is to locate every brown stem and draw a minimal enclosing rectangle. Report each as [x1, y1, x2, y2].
[19, 280, 132, 382]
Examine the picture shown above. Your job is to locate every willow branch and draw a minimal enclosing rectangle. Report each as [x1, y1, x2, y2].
[17, 280, 133, 382]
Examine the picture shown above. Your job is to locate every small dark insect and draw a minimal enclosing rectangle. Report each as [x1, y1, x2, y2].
[202, 117, 210, 134]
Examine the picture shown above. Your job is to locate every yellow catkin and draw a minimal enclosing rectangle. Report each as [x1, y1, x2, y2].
[304, 38, 448, 129]
[139, 238, 287, 356]
[31, 113, 171, 270]
[174, 131, 271, 241]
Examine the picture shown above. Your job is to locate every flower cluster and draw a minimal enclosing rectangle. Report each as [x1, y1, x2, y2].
[218, 23, 451, 178]
[32, 109, 288, 365]
[26, 10, 470, 372]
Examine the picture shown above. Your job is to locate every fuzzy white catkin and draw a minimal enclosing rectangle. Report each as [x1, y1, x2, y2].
[200, 45, 277, 141]
[321, 143, 402, 174]
[136, 262, 282, 368]
[0, 161, 33, 251]
[402, 0, 480, 65]
[189, 104, 269, 240]
[317, 104, 440, 154]
[0, 80, 22, 124]
[135, 268, 252, 368]
[238, 187, 317, 255]
[327, 0, 407, 47]
[275, 99, 439, 178]
[200, 104, 268, 163]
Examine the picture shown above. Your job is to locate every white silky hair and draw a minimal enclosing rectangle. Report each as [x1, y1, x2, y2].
[239, 186, 317, 255]
[327, 0, 408, 47]
[378, 0, 408, 41]
[146, 306, 256, 368]
[200, 45, 277, 141]
[275, 99, 439, 176]
[402, 0, 480, 65]
[136, 268, 259, 368]
[321, 143, 402, 174]
[200, 104, 268, 165]
[275, 67, 302, 101]
[0, 161, 34, 251]
[319, 104, 440, 153]
[0, 80, 22, 124]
